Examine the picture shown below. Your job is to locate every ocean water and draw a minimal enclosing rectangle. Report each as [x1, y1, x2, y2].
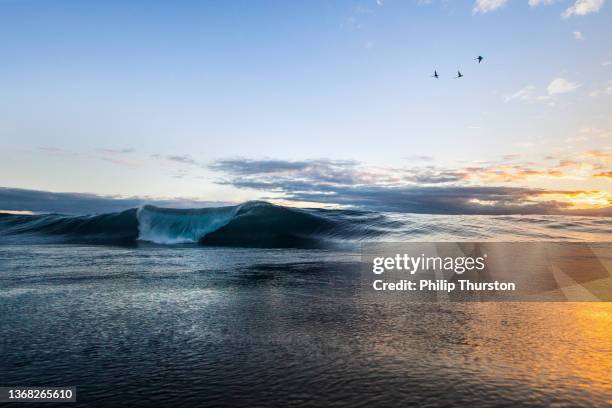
[1, 203, 611, 407]
[2, 201, 612, 246]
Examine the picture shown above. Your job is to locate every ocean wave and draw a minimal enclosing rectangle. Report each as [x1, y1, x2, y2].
[0, 209, 139, 244]
[1, 201, 611, 247]
[0, 201, 388, 247]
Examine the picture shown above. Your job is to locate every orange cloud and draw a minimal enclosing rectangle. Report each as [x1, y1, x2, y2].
[531, 190, 612, 209]
[461, 165, 575, 183]
[581, 150, 612, 161]
[558, 159, 579, 167]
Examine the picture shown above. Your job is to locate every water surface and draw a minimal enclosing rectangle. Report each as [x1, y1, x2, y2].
[1, 245, 610, 407]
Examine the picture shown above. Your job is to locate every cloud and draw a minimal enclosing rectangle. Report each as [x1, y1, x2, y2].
[405, 155, 435, 162]
[577, 127, 611, 139]
[6, 185, 604, 217]
[213, 154, 612, 187]
[566, 135, 589, 143]
[376, 0, 384, 6]
[213, 158, 375, 186]
[211, 158, 358, 177]
[473, 0, 508, 14]
[504, 85, 536, 102]
[562, 0, 606, 18]
[220, 179, 609, 215]
[212, 158, 466, 187]
[5, 148, 611, 216]
[507, 79, 582, 103]
[210, 157, 611, 215]
[603, 61, 612, 66]
[558, 159, 580, 167]
[94, 148, 138, 166]
[96, 148, 135, 154]
[460, 165, 572, 183]
[573, 31, 585, 40]
[0, 187, 230, 215]
[589, 82, 612, 96]
[547, 78, 581, 95]
[581, 149, 612, 160]
[166, 155, 200, 166]
[529, 0, 556, 6]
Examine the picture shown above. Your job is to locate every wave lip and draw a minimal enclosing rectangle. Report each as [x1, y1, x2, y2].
[198, 201, 389, 248]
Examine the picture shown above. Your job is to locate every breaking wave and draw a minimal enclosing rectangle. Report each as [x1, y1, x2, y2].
[1, 201, 610, 247]
[0, 201, 392, 247]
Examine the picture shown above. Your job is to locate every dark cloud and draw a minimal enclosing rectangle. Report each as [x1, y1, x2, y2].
[211, 158, 361, 185]
[4, 155, 609, 216]
[211, 158, 465, 189]
[211, 158, 358, 175]
[411, 170, 464, 184]
[284, 185, 553, 215]
[0, 187, 231, 215]
[210, 158, 612, 216]
[211, 159, 312, 174]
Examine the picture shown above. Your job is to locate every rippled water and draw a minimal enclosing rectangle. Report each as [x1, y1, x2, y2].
[1, 245, 610, 407]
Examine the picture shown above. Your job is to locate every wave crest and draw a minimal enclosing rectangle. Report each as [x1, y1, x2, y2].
[2, 201, 610, 246]
[0, 201, 382, 247]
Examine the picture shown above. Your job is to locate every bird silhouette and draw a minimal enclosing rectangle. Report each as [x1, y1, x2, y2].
[475, 56, 483, 63]
[432, 70, 439, 79]
[455, 70, 463, 78]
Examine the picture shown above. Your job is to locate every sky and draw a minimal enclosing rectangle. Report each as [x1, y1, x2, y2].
[1, 0, 611, 214]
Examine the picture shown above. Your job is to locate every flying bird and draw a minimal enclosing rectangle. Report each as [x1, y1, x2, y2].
[455, 70, 463, 78]
[432, 70, 439, 79]
[475, 56, 483, 63]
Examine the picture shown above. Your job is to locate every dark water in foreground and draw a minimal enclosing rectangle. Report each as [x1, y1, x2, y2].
[1, 245, 611, 407]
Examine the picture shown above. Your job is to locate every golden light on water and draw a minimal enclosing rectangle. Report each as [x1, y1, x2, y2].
[361, 302, 612, 403]
[463, 303, 612, 397]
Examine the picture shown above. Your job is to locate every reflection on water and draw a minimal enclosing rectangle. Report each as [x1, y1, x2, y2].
[361, 301, 611, 406]
[0, 245, 610, 407]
